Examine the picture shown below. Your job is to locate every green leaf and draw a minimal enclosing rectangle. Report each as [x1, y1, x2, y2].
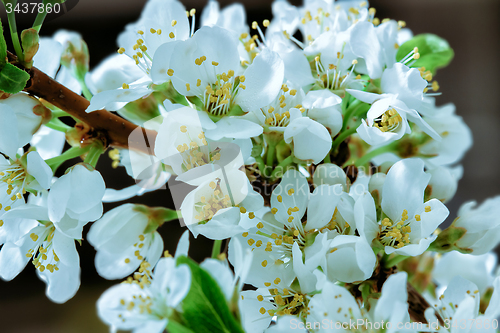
[0, 62, 30, 93]
[176, 256, 245, 333]
[166, 320, 197, 333]
[396, 34, 454, 74]
[0, 18, 7, 68]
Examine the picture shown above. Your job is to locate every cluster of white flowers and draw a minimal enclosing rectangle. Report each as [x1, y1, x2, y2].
[0, 0, 499, 332]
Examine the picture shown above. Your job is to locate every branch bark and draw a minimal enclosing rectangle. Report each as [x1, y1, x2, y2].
[9, 51, 157, 155]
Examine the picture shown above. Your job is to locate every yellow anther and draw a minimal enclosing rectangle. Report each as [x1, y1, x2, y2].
[259, 307, 266, 314]
[432, 81, 440, 91]
[242, 232, 249, 237]
[293, 230, 299, 237]
[261, 260, 268, 267]
[157, 29, 162, 35]
[271, 207, 278, 214]
[274, 278, 281, 284]
[352, 59, 358, 65]
[252, 21, 258, 29]
[190, 8, 196, 16]
[122, 83, 129, 89]
[212, 61, 219, 66]
[257, 295, 264, 301]
[425, 206, 431, 212]
[277, 195, 283, 203]
[288, 188, 295, 195]
[239, 206, 247, 214]
[167, 69, 174, 76]
[289, 89, 297, 96]
[117, 47, 125, 54]
[263, 19, 270, 27]
[30, 233, 38, 241]
[257, 222, 264, 229]
[150, 28, 156, 34]
[169, 32, 175, 39]
[248, 239, 255, 246]
[137, 30, 144, 35]
[171, 20, 177, 26]
[186, 83, 190, 91]
[125, 258, 131, 263]
[249, 212, 255, 219]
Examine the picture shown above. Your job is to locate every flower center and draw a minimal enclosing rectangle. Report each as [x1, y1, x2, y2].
[200, 64, 240, 117]
[262, 84, 303, 127]
[0, 162, 28, 211]
[379, 209, 412, 248]
[321, 208, 351, 234]
[26, 223, 61, 274]
[373, 108, 402, 133]
[313, 54, 361, 93]
[258, 286, 308, 317]
[118, 262, 173, 321]
[195, 179, 233, 223]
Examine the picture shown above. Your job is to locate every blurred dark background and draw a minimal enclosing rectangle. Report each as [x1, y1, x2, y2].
[0, 0, 499, 331]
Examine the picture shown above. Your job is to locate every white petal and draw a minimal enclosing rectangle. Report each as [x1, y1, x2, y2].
[305, 184, 342, 231]
[0, 105, 20, 158]
[205, 117, 263, 140]
[235, 48, 285, 111]
[30, 126, 66, 159]
[284, 117, 332, 164]
[33, 38, 63, 77]
[27, 151, 52, 190]
[270, 169, 309, 225]
[86, 85, 153, 112]
[382, 158, 430, 221]
[37, 260, 80, 303]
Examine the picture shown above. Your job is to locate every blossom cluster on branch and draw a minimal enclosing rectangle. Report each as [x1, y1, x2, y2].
[0, 0, 499, 332]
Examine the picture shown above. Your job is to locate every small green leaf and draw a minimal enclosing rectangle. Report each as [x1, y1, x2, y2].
[176, 256, 245, 333]
[0, 62, 30, 93]
[396, 34, 454, 74]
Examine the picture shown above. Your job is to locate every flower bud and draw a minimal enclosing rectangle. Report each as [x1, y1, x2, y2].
[20, 28, 39, 67]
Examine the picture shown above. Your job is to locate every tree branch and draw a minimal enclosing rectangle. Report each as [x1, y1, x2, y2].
[8, 51, 157, 155]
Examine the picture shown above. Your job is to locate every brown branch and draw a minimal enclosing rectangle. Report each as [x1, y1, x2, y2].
[8, 51, 157, 155]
